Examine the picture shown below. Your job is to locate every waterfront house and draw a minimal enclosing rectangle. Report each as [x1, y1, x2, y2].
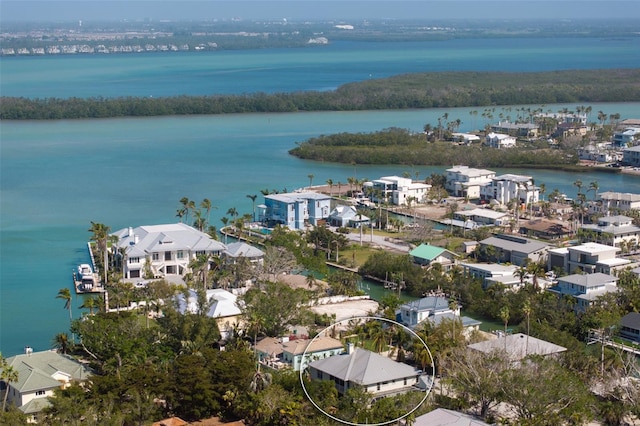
[409, 243, 458, 270]
[308, 344, 422, 397]
[547, 242, 627, 275]
[478, 234, 549, 266]
[490, 121, 539, 138]
[175, 288, 243, 339]
[328, 205, 370, 228]
[223, 241, 264, 265]
[479, 173, 539, 206]
[453, 207, 510, 227]
[547, 273, 619, 312]
[468, 333, 566, 361]
[596, 191, 640, 214]
[260, 191, 331, 230]
[613, 127, 640, 147]
[399, 296, 457, 328]
[111, 223, 226, 280]
[256, 335, 344, 371]
[451, 132, 481, 145]
[485, 132, 516, 148]
[362, 175, 430, 206]
[1, 349, 93, 423]
[399, 295, 481, 334]
[622, 145, 640, 167]
[619, 312, 640, 342]
[460, 262, 520, 290]
[445, 166, 495, 199]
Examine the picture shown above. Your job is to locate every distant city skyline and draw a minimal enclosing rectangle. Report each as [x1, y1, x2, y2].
[2, 1, 639, 23]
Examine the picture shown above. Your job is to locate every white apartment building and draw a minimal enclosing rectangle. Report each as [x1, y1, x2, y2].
[480, 173, 539, 206]
[445, 166, 495, 199]
[485, 132, 516, 148]
[596, 191, 640, 214]
[363, 175, 430, 206]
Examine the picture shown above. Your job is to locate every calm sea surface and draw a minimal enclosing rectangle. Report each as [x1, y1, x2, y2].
[1, 37, 640, 356]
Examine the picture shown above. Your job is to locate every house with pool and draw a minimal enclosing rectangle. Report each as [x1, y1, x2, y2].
[111, 223, 226, 279]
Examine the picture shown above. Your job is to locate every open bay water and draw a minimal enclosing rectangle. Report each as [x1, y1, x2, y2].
[1, 37, 640, 356]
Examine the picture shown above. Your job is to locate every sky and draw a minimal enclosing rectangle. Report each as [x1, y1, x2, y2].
[2, 1, 640, 23]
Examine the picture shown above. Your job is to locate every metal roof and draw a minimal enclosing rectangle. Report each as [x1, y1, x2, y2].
[309, 347, 419, 385]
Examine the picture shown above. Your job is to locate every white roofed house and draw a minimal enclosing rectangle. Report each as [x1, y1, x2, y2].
[445, 166, 496, 200]
[328, 205, 370, 228]
[547, 242, 627, 275]
[479, 173, 539, 206]
[223, 241, 264, 265]
[111, 223, 226, 280]
[1, 350, 93, 422]
[175, 288, 243, 340]
[468, 333, 566, 361]
[453, 208, 510, 227]
[547, 272, 619, 312]
[260, 191, 331, 230]
[485, 132, 516, 148]
[364, 175, 430, 206]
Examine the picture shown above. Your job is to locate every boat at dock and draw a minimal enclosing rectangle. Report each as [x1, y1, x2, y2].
[73, 263, 104, 294]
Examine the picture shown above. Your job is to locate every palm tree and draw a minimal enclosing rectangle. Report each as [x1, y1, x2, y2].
[179, 197, 191, 223]
[326, 178, 334, 197]
[52, 332, 71, 354]
[246, 194, 257, 221]
[0, 355, 18, 412]
[57, 287, 73, 325]
[88, 221, 111, 284]
[522, 300, 532, 355]
[201, 198, 216, 224]
[307, 173, 314, 188]
[499, 306, 510, 352]
[79, 296, 99, 315]
[226, 207, 238, 222]
[448, 299, 459, 340]
[588, 181, 599, 202]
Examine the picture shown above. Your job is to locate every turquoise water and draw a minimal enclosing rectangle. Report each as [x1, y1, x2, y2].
[1, 37, 639, 99]
[1, 38, 640, 356]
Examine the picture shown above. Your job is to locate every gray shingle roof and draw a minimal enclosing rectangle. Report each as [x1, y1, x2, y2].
[621, 312, 640, 330]
[414, 408, 492, 426]
[309, 348, 419, 385]
[401, 296, 451, 313]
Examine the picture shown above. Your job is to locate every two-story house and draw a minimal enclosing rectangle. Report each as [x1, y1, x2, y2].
[548, 242, 628, 275]
[579, 215, 640, 250]
[479, 173, 539, 206]
[255, 335, 344, 371]
[623, 145, 640, 167]
[596, 191, 640, 214]
[328, 205, 370, 228]
[613, 127, 640, 147]
[445, 166, 495, 199]
[1, 349, 93, 423]
[490, 121, 539, 138]
[399, 295, 481, 333]
[547, 273, 619, 312]
[485, 132, 516, 148]
[261, 192, 331, 230]
[478, 234, 549, 266]
[111, 223, 226, 279]
[363, 176, 430, 206]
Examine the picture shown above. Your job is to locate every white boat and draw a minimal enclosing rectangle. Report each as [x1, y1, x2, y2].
[77, 263, 93, 279]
